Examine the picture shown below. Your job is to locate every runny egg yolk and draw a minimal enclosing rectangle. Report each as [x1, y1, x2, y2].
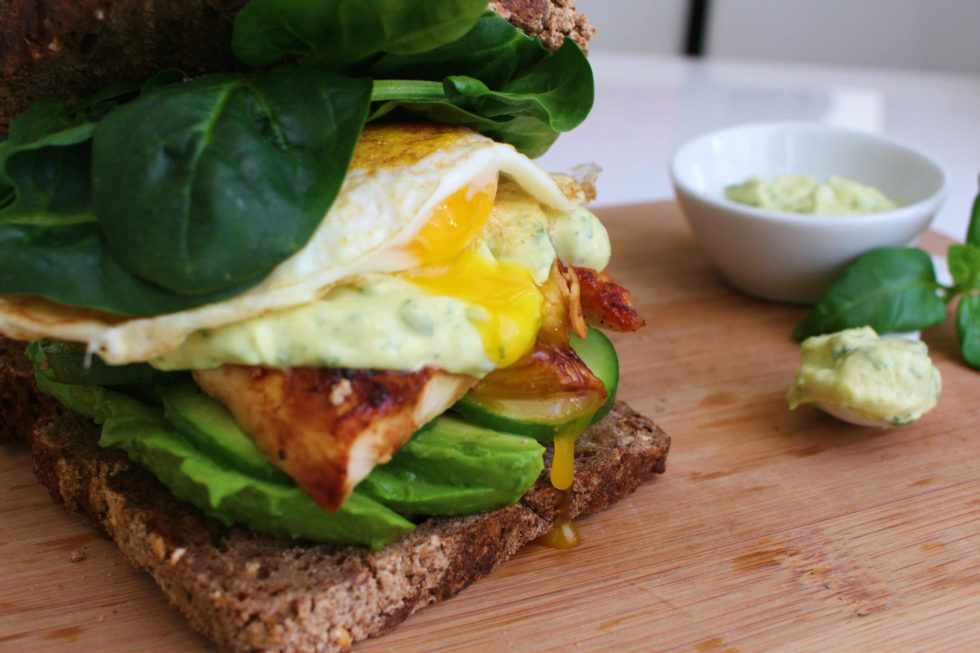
[403, 177, 498, 266]
[400, 177, 542, 369]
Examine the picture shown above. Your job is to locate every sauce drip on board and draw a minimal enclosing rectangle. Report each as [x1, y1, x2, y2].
[535, 426, 583, 549]
[535, 488, 580, 549]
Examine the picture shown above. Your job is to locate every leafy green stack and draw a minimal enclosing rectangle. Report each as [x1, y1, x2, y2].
[0, 0, 592, 314]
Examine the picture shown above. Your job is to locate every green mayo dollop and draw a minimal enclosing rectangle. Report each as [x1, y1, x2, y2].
[786, 327, 941, 427]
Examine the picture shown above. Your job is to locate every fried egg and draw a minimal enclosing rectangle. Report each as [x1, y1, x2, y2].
[0, 124, 610, 373]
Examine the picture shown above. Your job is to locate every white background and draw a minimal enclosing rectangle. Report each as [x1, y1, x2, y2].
[577, 0, 980, 75]
[544, 2, 980, 240]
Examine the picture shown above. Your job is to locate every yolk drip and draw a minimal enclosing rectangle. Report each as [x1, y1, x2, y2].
[400, 177, 541, 369]
[550, 429, 577, 490]
[536, 420, 590, 549]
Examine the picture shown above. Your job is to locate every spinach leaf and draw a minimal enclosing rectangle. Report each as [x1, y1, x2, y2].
[957, 292, 980, 369]
[0, 221, 253, 315]
[446, 38, 593, 133]
[0, 139, 94, 223]
[68, 81, 143, 124]
[794, 248, 947, 340]
[92, 66, 372, 295]
[948, 243, 980, 293]
[0, 99, 97, 222]
[369, 38, 593, 157]
[232, 0, 489, 68]
[5, 96, 91, 146]
[366, 12, 549, 89]
[0, 86, 140, 222]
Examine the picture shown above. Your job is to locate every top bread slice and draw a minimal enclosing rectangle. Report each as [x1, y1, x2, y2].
[0, 0, 594, 134]
[0, 336, 669, 652]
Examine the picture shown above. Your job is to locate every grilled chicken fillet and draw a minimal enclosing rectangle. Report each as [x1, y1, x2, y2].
[193, 365, 475, 511]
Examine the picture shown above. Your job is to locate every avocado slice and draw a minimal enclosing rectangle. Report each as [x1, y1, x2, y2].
[99, 405, 414, 550]
[451, 327, 620, 441]
[28, 343, 414, 549]
[159, 381, 292, 484]
[28, 342, 549, 547]
[357, 415, 544, 516]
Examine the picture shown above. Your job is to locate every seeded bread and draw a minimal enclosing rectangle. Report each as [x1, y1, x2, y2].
[486, 0, 595, 53]
[0, 0, 594, 134]
[1, 332, 668, 652]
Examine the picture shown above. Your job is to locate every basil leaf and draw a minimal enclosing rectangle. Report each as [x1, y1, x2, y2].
[794, 248, 947, 340]
[957, 293, 980, 368]
[967, 185, 980, 247]
[948, 243, 980, 293]
[367, 12, 549, 89]
[92, 66, 372, 295]
[0, 222, 253, 315]
[232, 0, 489, 68]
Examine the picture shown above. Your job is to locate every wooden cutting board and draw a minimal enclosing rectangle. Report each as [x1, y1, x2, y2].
[2, 201, 979, 652]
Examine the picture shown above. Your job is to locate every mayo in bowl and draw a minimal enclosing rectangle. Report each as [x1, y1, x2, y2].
[726, 175, 900, 216]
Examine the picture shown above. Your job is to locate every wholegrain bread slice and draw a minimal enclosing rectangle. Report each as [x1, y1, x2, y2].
[2, 336, 669, 652]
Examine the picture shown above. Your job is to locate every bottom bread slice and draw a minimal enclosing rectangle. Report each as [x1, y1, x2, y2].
[28, 403, 669, 652]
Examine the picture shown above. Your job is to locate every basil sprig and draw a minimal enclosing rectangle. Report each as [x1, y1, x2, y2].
[795, 183, 980, 369]
[0, 2, 594, 316]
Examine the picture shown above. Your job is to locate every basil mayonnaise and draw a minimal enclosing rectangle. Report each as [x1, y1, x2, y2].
[787, 327, 941, 426]
[726, 175, 900, 215]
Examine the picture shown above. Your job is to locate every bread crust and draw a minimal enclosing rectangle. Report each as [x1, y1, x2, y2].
[0, 0, 594, 134]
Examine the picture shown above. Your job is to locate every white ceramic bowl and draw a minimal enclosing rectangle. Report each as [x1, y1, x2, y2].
[669, 122, 948, 304]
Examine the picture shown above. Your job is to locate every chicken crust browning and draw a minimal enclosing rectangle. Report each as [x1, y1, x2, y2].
[193, 366, 476, 512]
[573, 267, 646, 332]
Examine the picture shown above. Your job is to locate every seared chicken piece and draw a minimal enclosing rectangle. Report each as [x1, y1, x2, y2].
[573, 266, 645, 332]
[194, 366, 476, 512]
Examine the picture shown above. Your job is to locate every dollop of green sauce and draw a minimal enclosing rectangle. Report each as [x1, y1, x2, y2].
[726, 174, 900, 215]
[787, 327, 941, 427]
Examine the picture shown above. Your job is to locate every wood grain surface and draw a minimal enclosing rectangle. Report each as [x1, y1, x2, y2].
[2, 202, 979, 652]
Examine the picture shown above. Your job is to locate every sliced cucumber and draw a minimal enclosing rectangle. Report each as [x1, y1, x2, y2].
[452, 327, 619, 441]
[571, 327, 619, 424]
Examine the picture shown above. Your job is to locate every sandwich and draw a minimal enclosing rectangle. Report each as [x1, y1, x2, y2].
[0, 1, 670, 651]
